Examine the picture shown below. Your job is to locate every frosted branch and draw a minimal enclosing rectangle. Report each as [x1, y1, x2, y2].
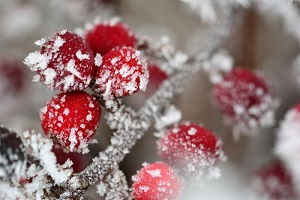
[96, 167, 131, 200]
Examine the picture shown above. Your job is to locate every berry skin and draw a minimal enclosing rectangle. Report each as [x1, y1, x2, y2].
[95, 46, 149, 97]
[0, 126, 27, 181]
[24, 30, 97, 92]
[84, 18, 136, 55]
[252, 162, 296, 200]
[52, 148, 91, 173]
[212, 68, 275, 131]
[157, 122, 223, 176]
[40, 91, 101, 152]
[144, 63, 168, 96]
[132, 162, 184, 200]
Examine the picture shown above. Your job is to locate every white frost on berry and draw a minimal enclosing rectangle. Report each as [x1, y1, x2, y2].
[42, 68, 56, 85]
[24, 51, 48, 72]
[230, 94, 279, 140]
[95, 53, 103, 67]
[53, 36, 65, 52]
[86, 111, 93, 121]
[76, 50, 90, 60]
[146, 169, 162, 177]
[69, 127, 78, 152]
[187, 127, 197, 136]
[66, 59, 83, 79]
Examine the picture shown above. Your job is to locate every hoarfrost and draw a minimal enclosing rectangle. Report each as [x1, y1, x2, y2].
[154, 105, 182, 130]
[76, 50, 89, 60]
[203, 50, 233, 84]
[275, 107, 300, 193]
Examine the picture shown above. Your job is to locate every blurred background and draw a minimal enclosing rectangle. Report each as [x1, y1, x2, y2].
[1, 0, 300, 199]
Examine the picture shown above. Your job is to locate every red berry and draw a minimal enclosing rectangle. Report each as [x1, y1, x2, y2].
[157, 122, 223, 176]
[213, 68, 275, 130]
[0, 56, 27, 96]
[95, 46, 148, 97]
[145, 63, 168, 96]
[252, 162, 296, 200]
[40, 91, 101, 152]
[52, 148, 91, 173]
[84, 18, 136, 55]
[132, 162, 184, 200]
[24, 30, 97, 92]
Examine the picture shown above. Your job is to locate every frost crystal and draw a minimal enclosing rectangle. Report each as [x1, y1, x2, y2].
[275, 105, 300, 193]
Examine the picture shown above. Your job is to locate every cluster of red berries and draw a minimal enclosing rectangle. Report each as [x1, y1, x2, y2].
[24, 18, 148, 153]
[24, 17, 224, 199]
[132, 122, 224, 199]
[212, 67, 276, 136]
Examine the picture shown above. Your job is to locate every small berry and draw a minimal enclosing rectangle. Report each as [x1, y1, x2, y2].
[132, 162, 184, 200]
[144, 63, 168, 96]
[157, 122, 223, 177]
[24, 30, 96, 92]
[213, 68, 276, 133]
[52, 148, 92, 173]
[95, 46, 149, 97]
[0, 126, 27, 181]
[252, 162, 296, 200]
[84, 18, 136, 55]
[40, 91, 101, 152]
[0, 56, 27, 96]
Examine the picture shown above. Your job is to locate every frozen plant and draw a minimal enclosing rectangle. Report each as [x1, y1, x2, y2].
[1, 0, 300, 199]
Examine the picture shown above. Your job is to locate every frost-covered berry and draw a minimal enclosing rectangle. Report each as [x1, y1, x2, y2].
[132, 162, 183, 200]
[213, 68, 277, 136]
[84, 17, 136, 55]
[40, 91, 101, 152]
[24, 30, 97, 92]
[157, 122, 224, 178]
[95, 46, 149, 97]
[252, 162, 296, 200]
[52, 148, 91, 173]
[0, 126, 27, 181]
